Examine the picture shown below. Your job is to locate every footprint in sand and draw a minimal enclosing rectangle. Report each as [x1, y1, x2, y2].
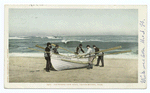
[30, 71, 34, 72]
[30, 70, 40, 72]
[36, 70, 40, 72]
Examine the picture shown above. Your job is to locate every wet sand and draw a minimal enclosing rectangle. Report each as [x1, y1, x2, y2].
[9, 57, 138, 83]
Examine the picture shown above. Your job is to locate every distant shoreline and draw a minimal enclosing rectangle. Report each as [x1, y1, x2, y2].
[9, 53, 138, 59]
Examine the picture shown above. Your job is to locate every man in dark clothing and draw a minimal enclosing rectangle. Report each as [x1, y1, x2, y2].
[75, 44, 85, 54]
[53, 44, 59, 54]
[93, 45, 104, 67]
[44, 42, 52, 72]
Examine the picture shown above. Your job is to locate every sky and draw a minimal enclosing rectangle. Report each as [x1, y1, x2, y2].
[9, 9, 138, 36]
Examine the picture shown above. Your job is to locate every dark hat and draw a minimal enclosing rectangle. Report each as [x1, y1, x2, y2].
[79, 44, 82, 46]
[93, 45, 96, 47]
[55, 44, 59, 47]
[47, 42, 51, 46]
[86, 45, 90, 47]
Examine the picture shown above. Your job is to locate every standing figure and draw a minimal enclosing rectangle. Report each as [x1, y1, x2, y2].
[93, 45, 104, 67]
[83, 45, 94, 69]
[44, 42, 52, 72]
[75, 44, 85, 54]
[53, 44, 59, 54]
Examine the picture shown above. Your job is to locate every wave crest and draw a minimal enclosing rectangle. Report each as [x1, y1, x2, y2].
[9, 37, 29, 39]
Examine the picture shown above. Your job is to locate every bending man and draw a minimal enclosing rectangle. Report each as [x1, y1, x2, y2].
[52, 44, 59, 54]
[75, 44, 85, 54]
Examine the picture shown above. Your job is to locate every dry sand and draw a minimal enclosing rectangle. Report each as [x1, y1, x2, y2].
[9, 57, 138, 83]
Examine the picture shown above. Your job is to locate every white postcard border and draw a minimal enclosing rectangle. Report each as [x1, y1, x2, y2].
[4, 5, 147, 89]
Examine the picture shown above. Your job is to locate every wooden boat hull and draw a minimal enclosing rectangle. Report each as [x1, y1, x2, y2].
[51, 55, 88, 71]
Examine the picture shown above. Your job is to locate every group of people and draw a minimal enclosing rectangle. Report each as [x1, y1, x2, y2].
[44, 42, 104, 72]
[74, 44, 104, 69]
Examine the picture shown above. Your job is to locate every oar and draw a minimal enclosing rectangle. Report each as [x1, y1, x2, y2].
[35, 44, 78, 58]
[92, 50, 132, 63]
[36, 44, 75, 54]
[51, 44, 75, 54]
[78, 46, 122, 57]
[28, 48, 71, 58]
[94, 46, 122, 54]
[105, 50, 132, 55]
[28, 48, 49, 53]
[80, 49, 131, 58]
[35, 45, 45, 49]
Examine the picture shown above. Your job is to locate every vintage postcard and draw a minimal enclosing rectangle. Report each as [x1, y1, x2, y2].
[4, 5, 147, 88]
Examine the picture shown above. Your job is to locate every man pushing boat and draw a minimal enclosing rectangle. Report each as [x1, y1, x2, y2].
[81, 45, 95, 69]
[74, 44, 85, 54]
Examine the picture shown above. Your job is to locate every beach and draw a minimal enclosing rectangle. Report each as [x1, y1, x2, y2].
[9, 57, 138, 83]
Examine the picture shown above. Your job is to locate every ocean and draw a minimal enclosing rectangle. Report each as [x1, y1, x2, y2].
[9, 35, 138, 59]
